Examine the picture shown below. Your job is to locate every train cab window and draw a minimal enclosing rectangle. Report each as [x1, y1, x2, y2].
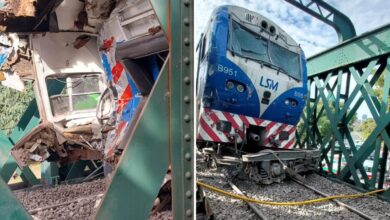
[200, 36, 206, 60]
[230, 20, 269, 63]
[46, 74, 101, 116]
[230, 20, 301, 80]
[200, 36, 207, 60]
[269, 42, 301, 80]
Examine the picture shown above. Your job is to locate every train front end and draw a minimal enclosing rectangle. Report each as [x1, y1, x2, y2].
[197, 5, 320, 184]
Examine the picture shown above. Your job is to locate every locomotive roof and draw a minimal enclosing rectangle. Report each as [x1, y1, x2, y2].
[211, 5, 301, 54]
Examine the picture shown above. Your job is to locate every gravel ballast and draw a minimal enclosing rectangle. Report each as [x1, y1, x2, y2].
[13, 178, 172, 219]
[197, 156, 390, 220]
[14, 179, 105, 220]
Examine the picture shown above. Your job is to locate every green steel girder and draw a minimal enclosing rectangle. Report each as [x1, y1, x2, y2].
[96, 1, 194, 219]
[0, 131, 13, 168]
[285, 0, 356, 42]
[298, 24, 390, 198]
[0, 177, 31, 220]
[96, 60, 170, 220]
[63, 161, 99, 181]
[150, 0, 168, 35]
[307, 24, 390, 76]
[1, 79, 65, 185]
[170, 0, 194, 218]
[41, 162, 59, 185]
[0, 99, 40, 185]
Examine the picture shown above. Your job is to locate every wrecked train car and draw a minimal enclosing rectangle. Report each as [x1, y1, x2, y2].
[1, 0, 168, 176]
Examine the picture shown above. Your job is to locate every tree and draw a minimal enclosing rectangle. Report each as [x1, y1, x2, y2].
[357, 71, 389, 140]
[297, 99, 357, 146]
[0, 82, 34, 135]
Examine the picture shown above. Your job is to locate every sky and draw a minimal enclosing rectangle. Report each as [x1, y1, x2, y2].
[194, 0, 390, 119]
[195, 0, 390, 57]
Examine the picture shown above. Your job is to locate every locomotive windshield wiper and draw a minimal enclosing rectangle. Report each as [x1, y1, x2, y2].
[263, 62, 287, 75]
[232, 48, 295, 79]
[241, 48, 266, 56]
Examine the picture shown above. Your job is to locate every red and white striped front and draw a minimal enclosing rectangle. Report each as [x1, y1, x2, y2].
[100, 36, 134, 158]
[197, 108, 296, 149]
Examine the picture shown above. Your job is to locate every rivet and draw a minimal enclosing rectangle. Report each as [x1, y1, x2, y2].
[186, 190, 192, 198]
[184, 76, 191, 84]
[184, 37, 190, 46]
[185, 171, 192, 179]
[185, 152, 191, 161]
[183, 57, 190, 65]
[184, 134, 191, 142]
[186, 209, 193, 217]
[184, 114, 191, 122]
[183, 18, 190, 26]
[183, 96, 190, 103]
[184, 0, 190, 7]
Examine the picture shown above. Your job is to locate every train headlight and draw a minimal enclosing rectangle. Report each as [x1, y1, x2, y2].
[291, 100, 297, 107]
[237, 84, 245, 93]
[226, 81, 234, 90]
[284, 98, 298, 107]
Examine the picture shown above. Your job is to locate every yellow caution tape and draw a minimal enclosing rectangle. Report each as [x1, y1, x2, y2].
[197, 181, 385, 206]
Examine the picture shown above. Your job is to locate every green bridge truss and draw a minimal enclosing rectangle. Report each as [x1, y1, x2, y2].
[290, 0, 390, 201]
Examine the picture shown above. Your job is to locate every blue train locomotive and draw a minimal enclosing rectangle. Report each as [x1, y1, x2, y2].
[196, 5, 320, 184]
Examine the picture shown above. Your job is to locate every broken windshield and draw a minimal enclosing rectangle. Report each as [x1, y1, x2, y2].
[230, 20, 301, 80]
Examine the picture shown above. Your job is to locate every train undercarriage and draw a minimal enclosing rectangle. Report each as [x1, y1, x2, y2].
[199, 142, 321, 184]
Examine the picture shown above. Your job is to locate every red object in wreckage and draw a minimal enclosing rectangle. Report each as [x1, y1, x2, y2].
[100, 37, 115, 52]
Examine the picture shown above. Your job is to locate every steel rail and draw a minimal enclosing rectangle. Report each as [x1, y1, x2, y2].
[28, 193, 104, 215]
[291, 178, 373, 220]
[227, 181, 269, 220]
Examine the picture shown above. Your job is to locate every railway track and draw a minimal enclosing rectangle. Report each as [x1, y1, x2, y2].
[227, 180, 268, 220]
[224, 178, 375, 220]
[13, 177, 173, 220]
[14, 178, 106, 219]
[197, 157, 390, 220]
[291, 178, 373, 219]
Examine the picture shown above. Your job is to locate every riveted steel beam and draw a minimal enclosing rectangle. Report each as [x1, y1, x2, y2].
[96, 1, 194, 219]
[285, 0, 356, 42]
[170, 0, 194, 218]
[96, 61, 170, 220]
[307, 24, 390, 76]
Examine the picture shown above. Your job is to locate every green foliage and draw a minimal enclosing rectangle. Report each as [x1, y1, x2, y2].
[297, 99, 357, 144]
[0, 82, 35, 134]
[356, 70, 389, 140]
[373, 73, 390, 110]
[356, 118, 376, 139]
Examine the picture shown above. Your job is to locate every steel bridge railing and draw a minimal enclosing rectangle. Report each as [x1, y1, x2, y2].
[294, 23, 390, 201]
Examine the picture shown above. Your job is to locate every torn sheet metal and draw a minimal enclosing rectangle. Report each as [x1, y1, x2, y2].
[55, 0, 116, 33]
[98, 43, 141, 158]
[0, 33, 30, 90]
[97, 0, 168, 159]
[99, 0, 168, 59]
[0, 0, 36, 17]
[11, 122, 104, 167]
[31, 32, 104, 124]
[0, 72, 24, 91]
[0, 33, 18, 69]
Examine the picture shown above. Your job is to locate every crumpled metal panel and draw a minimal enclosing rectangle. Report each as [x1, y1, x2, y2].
[95, 60, 170, 220]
